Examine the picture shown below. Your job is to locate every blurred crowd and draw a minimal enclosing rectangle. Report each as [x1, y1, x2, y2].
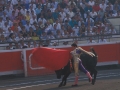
[0, 0, 120, 49]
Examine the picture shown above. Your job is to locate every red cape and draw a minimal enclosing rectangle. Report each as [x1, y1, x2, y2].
[31, 47, 70, 70]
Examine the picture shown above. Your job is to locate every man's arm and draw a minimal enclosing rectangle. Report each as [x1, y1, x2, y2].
[78, 47, 95, 57]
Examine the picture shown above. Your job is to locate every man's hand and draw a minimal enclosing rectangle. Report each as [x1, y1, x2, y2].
[88, 52, 95, 57]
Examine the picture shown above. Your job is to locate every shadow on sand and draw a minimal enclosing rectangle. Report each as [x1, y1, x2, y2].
[44, 83, 90, 90]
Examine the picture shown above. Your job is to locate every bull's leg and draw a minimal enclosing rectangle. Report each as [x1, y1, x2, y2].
[58, 71, 71, 87]
[58, 81, 63, 87]
[63, 71, 71, 86]
[63, 79, 67, 86]
[93, 69, 98, 83]
[58, 76, 65, 87]
[92, 68, 98, 85]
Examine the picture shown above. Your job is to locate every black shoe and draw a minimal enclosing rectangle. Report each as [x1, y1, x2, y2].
[71, 84, 78, 87]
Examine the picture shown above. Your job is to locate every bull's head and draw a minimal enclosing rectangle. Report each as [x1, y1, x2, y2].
[55, 69, 62, 79]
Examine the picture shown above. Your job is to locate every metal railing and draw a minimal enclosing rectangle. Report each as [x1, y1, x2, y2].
[0, 34, 120, 50]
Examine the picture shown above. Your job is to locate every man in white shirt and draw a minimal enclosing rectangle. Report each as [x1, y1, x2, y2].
[89, 10, 97, 20]
[88, 0, 95, 7]
[68, 0, 76, 6]
[98, 36, 108, 43]
[30, 15, 37, 25]
[72, 24, 79, 36]
[88, 37, 96, 43]
[20, 6, 27, 16]
[59, 9, 66, 21]
[11, 0, 18, 5]
[99, 1, 107, 11]
[38, 15, 47, 25]
[53, 19, 61, 30]
[108, 26, 117, 34]
[0, 17, 4, 29]
[67, 8, 75, 18]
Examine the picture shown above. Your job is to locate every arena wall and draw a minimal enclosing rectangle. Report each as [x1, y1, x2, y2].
[0, 42, 120, 77]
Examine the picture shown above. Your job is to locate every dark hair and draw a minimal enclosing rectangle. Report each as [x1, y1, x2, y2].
[71, 43, 77, 47]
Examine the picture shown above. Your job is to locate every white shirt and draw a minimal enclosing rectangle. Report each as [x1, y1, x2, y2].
[73, 26, 79, 35]
[90, 11, 97, 18]
[53, 23, 61, 30]
[20, 9, 27, 15]
[30, 18, 37, 25]
[67, 11, 74, 18]
[25, 24, 31, 32]
[99, 3, 107, 11]
[50, 8, 55, 12]
[29, 4, 36, 9]
[0, 20, 4, 29]
[88, 1, 95, 6]
[88, 40, 96, 43]
[64, 8, 69, 14]
[38, 18, 47, 25]
[109, 29, 117, 34]
[99, 39, 107, 43]
[64, 17, 71, 22]
[11, 0, 18, 5]
[59, 12, 66, 20]
[2, 25, 9, 32]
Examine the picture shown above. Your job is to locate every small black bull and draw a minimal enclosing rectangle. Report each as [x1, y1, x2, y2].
[55, 53, 98, 87]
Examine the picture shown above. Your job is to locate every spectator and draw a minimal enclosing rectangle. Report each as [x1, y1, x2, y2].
[14, 42, 21, 49]
[0, 17, 4, 29]
[69, 17, 77, 28]
[33, 41, 39, 48]
[59, 9, 66, 20]
[0, 34, 6, 42]
[20, 40, 28, 49]
[19, 26, 28, 39]
[31, 32, 40, 41]
[34, 25, 42, 37]
[25, 11, 31, 21]
[8, 33, 17, 42]
[108, 26, 117, 34]
[67, 8, 75, 18]
[8, 42, 15, 50]
[56, 30, 63, 38]
[6, 17, 13, 27]
[62, 30, 69, 38]
[98, 36, 108, 43]
[79, 23, 86, 37]
[0, 5, 3, 17]
[30, 15, 37, 25]
[88, 0, 95, 7]
[99, 0, 107, 11]
[27, 41, 33, 48]
[72, 24, 79, 36]
[21, 16, 27, 26]
[93, 3, 101, 12]
[2, 11, 8, 21]
[97, 9, 105, 21]
[64, 5, 69, 14]
[113, 1, 120, 12]
[84, 5, 93, 13]
[89, 10, 97, 21]
[88, 37, 96, 43]
[25, 21, 31, 32]
[20, 6, 27, 16]
[38, 15, 47, 25]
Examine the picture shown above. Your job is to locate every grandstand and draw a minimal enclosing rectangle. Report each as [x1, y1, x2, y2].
[0, 0, 120, 50]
